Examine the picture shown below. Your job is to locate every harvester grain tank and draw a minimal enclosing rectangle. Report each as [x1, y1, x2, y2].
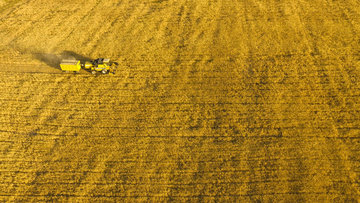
[59, 59, 81, 72]
[60, 58, 118, 74]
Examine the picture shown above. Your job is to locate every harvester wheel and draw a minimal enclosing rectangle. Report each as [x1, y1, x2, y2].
[102, 69, 108, 74]
[91, 70, 97, 75]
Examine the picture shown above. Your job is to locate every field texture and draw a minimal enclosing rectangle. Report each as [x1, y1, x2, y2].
[1, 0, 360, 201]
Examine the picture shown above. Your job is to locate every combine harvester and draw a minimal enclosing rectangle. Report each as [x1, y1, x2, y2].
[60, 58, 118, 75]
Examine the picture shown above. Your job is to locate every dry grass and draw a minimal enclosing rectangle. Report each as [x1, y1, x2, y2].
[0, 0, 359, 201]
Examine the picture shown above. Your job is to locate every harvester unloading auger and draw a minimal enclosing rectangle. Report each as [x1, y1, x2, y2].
[60, 58, 118, 75]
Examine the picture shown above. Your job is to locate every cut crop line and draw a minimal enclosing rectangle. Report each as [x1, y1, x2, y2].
[2, 87, 359, 92]
[1, 93, 360, 99]
[1, 168, 358, 174]
[1, 130, 359, 139]
[1, 108, 358, 114]
[0, 75, 357, 83]
[0, 191, 352, 198]
[0, 68, 355, 75]
[33, 102, 360, 106]
[1, 116, 360, 123]
[1, 158, 358, 164]
[0, 179, 357, 186]
[0, 70, 357, 77]
[1, 121, 360, 129]
[0, 74, 356, 80]
[0, 74, 357, 82]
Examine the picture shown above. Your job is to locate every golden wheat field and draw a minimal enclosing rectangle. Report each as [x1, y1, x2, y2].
[0, 0, 360, 201]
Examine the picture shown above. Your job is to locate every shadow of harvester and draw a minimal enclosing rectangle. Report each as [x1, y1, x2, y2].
[34, 51, 92, 70]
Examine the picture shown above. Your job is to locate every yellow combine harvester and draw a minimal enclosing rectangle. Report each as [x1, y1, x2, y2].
[60, 58, 118, 74]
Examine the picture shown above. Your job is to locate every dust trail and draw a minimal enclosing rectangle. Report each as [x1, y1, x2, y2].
[34, 53, 64, 69]
[33, 51, 92, 69]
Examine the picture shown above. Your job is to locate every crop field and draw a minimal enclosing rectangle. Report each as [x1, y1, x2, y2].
[0, 0, 360, 201]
